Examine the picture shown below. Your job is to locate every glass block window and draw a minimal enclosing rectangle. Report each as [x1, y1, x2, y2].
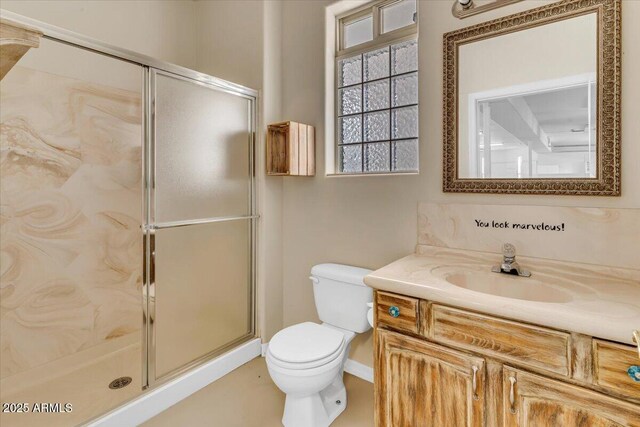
[335, 0, 417, 174]
[337, 39, 418, 173]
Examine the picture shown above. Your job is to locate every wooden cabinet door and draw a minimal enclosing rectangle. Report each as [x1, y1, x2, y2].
[375, 329, 486, 427]
[504, 366, 640, 427]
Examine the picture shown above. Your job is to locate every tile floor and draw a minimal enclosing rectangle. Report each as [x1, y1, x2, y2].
[143, 357, 374, 427]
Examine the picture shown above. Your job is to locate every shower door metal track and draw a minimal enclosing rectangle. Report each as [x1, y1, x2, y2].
[0, 9, 259, 392]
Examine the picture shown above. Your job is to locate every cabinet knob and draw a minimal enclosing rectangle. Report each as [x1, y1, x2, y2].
[628, 366, 640, 383]
[388, 306, 400, 318]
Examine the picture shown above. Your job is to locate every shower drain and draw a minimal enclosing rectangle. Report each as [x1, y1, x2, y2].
[109, 376, 133, 390]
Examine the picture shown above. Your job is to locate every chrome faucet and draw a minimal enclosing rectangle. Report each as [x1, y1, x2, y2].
[492, 243, 531, 277]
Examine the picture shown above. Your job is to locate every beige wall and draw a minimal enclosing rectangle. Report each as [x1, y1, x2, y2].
[280, 0, 640, 368]
[259, 1, 285, 342]
[194, 0, 263, 89]
[1, 0, 198, 69]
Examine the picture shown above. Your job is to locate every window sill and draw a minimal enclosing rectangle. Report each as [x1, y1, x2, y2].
[326, 171, 419, 178]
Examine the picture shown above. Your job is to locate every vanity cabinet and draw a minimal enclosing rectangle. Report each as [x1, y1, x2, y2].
[373, 291, 640, 427]
[376, 329, 486, 427]
[503, 367, 640, 427]
[593, 340, 640, 403]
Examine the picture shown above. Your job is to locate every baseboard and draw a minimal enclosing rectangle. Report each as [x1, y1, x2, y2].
[88, 338, 261, 427]
[344, 359, 373, 383]
[261, 342, 269, 357]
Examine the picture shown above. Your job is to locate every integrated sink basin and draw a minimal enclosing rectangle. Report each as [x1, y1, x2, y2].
[364, 249, 640, 346]
[431, 267, 574, 303]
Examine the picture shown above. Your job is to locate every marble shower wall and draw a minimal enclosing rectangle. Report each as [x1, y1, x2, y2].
[418, 203, 640, 270]
[0, 65, 143, 379]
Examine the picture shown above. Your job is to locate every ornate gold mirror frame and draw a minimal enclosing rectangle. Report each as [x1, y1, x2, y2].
[443, 0, 621, 196]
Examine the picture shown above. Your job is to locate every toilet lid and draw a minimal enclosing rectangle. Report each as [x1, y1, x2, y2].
[269, 322, 345, 365]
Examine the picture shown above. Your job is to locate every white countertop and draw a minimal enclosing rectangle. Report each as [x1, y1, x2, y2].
[364, 246, 640, 346]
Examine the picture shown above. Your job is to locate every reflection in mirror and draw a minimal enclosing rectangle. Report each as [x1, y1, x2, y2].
[467, 78, 596, 179]
[457, 13, 597, 179]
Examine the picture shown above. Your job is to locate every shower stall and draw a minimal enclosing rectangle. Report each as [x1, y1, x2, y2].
[0, 13, 257, 427]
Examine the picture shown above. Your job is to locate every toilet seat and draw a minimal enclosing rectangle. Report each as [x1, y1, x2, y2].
[268, 322, 345, 370]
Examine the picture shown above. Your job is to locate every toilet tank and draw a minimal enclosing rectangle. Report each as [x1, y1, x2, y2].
[310, 264, 373, 333]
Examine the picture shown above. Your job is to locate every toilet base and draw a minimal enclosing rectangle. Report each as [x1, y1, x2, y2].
[282, 375, 347, 427]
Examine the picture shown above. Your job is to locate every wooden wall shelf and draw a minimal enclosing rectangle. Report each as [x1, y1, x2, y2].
[267, 121, 315, 176]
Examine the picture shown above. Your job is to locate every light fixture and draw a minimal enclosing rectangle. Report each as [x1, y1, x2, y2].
[452, 0, 523, 19]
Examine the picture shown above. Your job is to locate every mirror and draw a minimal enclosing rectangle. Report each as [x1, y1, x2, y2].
[443, 0, 621, 195]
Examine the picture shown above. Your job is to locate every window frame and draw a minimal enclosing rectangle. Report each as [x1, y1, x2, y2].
[336, 0, 418, 57]
[334, 0, 419, 175]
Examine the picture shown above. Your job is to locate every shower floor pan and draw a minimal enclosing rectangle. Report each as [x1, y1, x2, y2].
[0, 335, 141, 427]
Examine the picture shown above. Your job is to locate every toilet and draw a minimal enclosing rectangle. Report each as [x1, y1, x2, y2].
[266, 264, 373, 427]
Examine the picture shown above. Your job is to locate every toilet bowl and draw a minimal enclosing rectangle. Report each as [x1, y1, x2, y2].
[266, 264, 372, 427]
[267, 323, 356, 427]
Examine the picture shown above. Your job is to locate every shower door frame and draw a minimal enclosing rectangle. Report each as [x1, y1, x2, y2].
[144, 68, 258, 387]
[0, 9, 259, 392]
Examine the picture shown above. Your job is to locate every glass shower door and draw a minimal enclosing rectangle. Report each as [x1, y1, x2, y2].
[148, 70, 255, 383]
